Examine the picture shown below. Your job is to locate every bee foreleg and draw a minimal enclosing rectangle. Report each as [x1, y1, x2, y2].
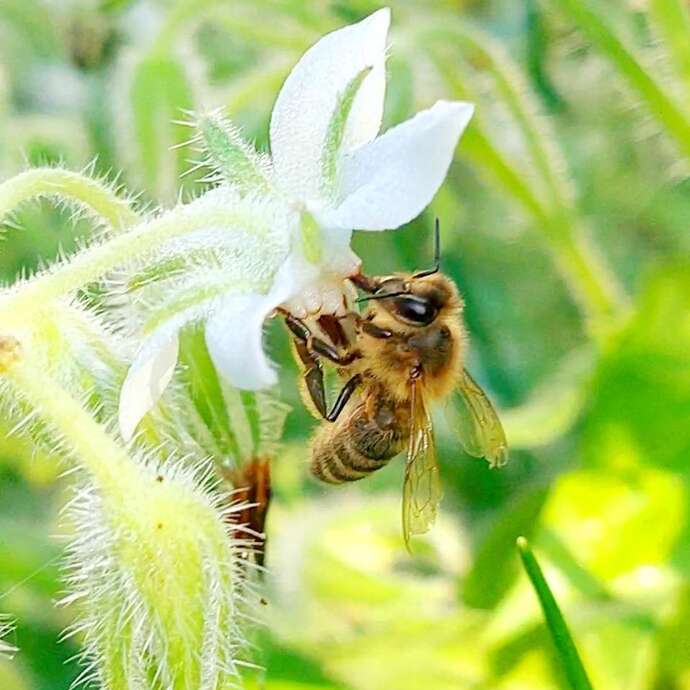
[283, 312, 360, 366]
[292, 339, 328, 419]
[310, 337, 360, 366]
[326, 374, 361, 422]
[282, 311, 311, 341]
[360, 321, 393, 339]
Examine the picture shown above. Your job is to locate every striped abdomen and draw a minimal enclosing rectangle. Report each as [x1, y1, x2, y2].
[310, 397, 409, 484]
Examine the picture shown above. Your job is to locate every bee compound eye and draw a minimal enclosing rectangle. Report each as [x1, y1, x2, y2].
[394, 297, 438, 325]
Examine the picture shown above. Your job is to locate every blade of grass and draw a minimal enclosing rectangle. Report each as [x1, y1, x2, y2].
[549, 0, 690, 160]
[517, 536, 594, 690]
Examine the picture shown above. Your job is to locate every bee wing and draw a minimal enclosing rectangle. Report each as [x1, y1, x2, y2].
[449, 368, 508, 468]
[402, 381, 443, 549]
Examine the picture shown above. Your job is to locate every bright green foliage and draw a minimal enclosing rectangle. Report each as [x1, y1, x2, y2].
[1, 2, 690, 690]
[584, 264, 690, 471]
[463, 487, 549, 609]
[649, 0, 690, 110]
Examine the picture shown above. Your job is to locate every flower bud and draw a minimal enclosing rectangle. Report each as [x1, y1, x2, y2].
[65, 457, 251, 689]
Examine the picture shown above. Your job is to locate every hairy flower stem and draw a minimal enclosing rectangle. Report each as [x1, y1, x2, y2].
[545, 214, 624, 327]
[2, 341, 249, 689]
[0, 168, 140, 230]
[464, 124, 622, 327]
[4, 348, 138, 497]
[428, 43, 624, 329]
[552, 0, 690, 160]
[2, 205, 271, 314]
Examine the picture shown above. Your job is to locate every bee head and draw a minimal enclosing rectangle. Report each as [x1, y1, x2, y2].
[355, 219, 459, 327]
[367, 275, 455, 326]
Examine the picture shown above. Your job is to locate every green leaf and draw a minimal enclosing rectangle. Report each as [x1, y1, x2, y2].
[517, 537, 595, 690]
[240, 390, 261, 454]
[178, 330, 287, 468]
[178, 328, 242, 464]
[652, 583, 690, 683]
[583, 262, 690, 471]
[130, 55, 195, 201]
[321, 65, 372, 199]
[544, 468, 684, 580]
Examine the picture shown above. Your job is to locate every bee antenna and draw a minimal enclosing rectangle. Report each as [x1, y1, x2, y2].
[356, 291, 408, 304]
[412, 218, 441, 279]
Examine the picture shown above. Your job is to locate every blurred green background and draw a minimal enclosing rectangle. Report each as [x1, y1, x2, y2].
[1, 0, 689, 688]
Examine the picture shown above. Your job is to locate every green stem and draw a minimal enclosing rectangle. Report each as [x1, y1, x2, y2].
[0, 168, 140, 230]
[427, 39, 624, 326]
[1, 204, 271, 313]
[209, 6, 313, 51]
[461, 126, 550, 222]
[551, 0, 690, 159]
[517, 537, 594, 690]
[224, 59, 291, 113]
[545, 214, 625, 324]
[153, 0, 312, 56]
[424, 21, 571, 210]
[648, 0, 690, 111]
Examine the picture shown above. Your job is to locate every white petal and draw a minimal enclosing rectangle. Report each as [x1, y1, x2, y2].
[270, 8, 389, 201]
[118, 335, 179, 442]
[327, 101, 474, 230]
[205, 260, 297, 390]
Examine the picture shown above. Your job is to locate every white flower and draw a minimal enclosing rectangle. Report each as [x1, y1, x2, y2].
[119, 7, 474, 441]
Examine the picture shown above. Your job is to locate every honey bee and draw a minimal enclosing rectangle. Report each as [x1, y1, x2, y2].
[281, 220, 507, 546]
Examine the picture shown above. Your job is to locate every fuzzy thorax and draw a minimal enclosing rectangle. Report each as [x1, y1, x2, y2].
[357, 273, 466, 402]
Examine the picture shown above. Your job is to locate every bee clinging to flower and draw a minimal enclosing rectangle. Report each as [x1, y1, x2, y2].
[118, 9, 475, 449]
[282, 220, 507, 546]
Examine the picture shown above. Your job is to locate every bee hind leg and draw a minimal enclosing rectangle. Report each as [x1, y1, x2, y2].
[326, 374, 361, 422]
[291, 340, 360, 422]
